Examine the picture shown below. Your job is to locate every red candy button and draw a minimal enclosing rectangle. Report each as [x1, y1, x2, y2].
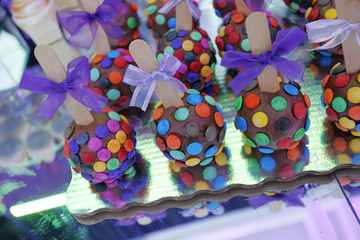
[190, 61, 201, 72]
[293, 102, 307, 119]
[121, 122, 132, 134]
[174, 50, 184, 61]
[180, 171, 194, 185]
[228, 32, 240, 45]
[333, 75, 350, 88]
[82, 152, 95, 164]
[117, 148, 127, 161]
[155, 137, 166, 151]
[326, 107, 339, 121]
[225, 24, 235, 35]
[277, 138, 292, 149]
[194, 44, 204, 55]
[244, 93, 260, 109]
[114, 56, 126, 68]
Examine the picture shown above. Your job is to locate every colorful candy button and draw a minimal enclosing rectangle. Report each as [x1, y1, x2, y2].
[93, 161, 106, 172]
[339, 117, 355, 129]
[64, 125, 74, 139]
[323, 88, 333, 104]
[187, 94, 203, 105]
[334, 75, 350, 88]
[124, 139, 134, 152]
[97, 148, 111, 161]
[107, 139, 121, 153]
[115, 130, 126, 144]
[235, 96, 243, 111]
[152, 108, 164, 121]
[167, 135, 181, 150]
[293, 128, 305, 141]
[293, 102, 307, 119]
[170, 150, 185, 160]
[349, 106, 360, 120]
[260, 156, 276, 171]
[90, 68, 100, 81]
[174, 107, 189, 121]
[69, 140, 79, 154]
[326, 107, 339, 121]
[157, 119, 170, 135]
[187, 142, 203, 155]
[185, 158, 201, 167]
[215, 112, 224, 127]
[184, 122, 199, 138]
[271, 96, 287, 111]
[107, 158, 120, 170]
[195, 103, 211, 118]
[109, 71, 122, 84]
[236, 116, 248, 131]
[284, 84, 299, 96]
[255, 133, 270, 145]
[82, 152, 95, 164]
[245, 93, 260, 109]
[107, 120, 120, 133]
[204, 95, 216, 106]
[277, 138, 292, 149]
[180, 171, 194, 185]
[205, 126, 217, 141]
[252, 112, 268, 128]
[95, 125, 109, 139]
[88, 137, 102, 151]
[347, 87, 360, 103]
[182, 40, 194, 51]
[205, 146, 218, 158]
[332, 97, 347, 113]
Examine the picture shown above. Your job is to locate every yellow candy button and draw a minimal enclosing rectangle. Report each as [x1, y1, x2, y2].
[252, 112, 268, 128]
[215, 152, 227, 166]
[120, 115, 129, 124]
[154, 101, 163, 109]
[116, 130, 127, 144]
[147, 0, 156, 4]
[195, 181, 209, 191]
[264, 191, 276, 196]
[244, 143, 252, 155]
[347, 87, 360, 103]
[107, 139, 121, 153]
[199, 53, 210, 65]
[330, 62, 341, 75]
[339, 117, 355, 130]
[215, 144, 224, 156]
[336, 153, 351, 164]
[200, 66, 211, 77]
[219, 26, 225, 37]
[305, 7, 312, 19]
[93, 161, 106, 172]
[182, 40, 194, 51]
[357, 74, 360, 83]
[349, 138, 360, 153]
[171, 162, 181, 173]
[324, 8, 337, 19]
[186, 158, 200, 166]
[351, 131, 360, 137]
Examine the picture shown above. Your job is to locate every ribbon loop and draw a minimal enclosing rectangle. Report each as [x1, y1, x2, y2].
[159, 0, 201, 20]
[306, 19, 360, 51]
[58, 0, 127, 49]
[221, 27, 306, 95]
[19, 56, 108, 120]
[123, 53, 188, 111]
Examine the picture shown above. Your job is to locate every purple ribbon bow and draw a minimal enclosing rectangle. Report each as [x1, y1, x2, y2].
[306, 19, 360, 50]
[248, 187, 305, 209]
[58, 0, 127, 49]
[159, 0, 201, 20]
[19, 56, 108, 120]
[221, 27, 306, 95]
[123, 53, 188, 111]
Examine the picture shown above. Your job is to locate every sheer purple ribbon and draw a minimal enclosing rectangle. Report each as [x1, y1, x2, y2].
[213, 0, 270, 11]
[159, 0, 201, 20]
[306, 19, 360, 50]
[221, 27, 306, 95]
[19, 56, 108, 120]
[123, 53, 188, 111]
[248, 187, 305, 209]
[58, 0, 127, 49]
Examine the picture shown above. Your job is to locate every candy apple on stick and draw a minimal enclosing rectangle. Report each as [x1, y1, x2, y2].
[124, 40, 226, 167]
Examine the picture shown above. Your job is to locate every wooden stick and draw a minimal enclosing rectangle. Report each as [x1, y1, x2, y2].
[129, 40, 185, 109]
[334, 0, 360, 74]
[245, 12, 280, 93]
[80, 0, 110, 55]
[176, 1, 193, 31]
[235, 0, 252, 16]
[35, 45, 94, 125]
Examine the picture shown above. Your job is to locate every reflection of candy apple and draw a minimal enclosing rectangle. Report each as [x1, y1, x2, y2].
[156, 0, 217, 96]
[307, 0, 360, 136]
[222, 13, 310, 152]
[19, 45, 137, 186]
[124, 40, 226, 167]
[213, 0, 236, 18]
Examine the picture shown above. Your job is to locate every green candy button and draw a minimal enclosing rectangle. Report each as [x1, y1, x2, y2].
[271, 96, 287, 111]
[186, 89, 200, 94]
[204, 95, 216, 106]
[164, 46, 174, 55]
[203, 166, 217, 181]
[294, 128, 305, 141]
[108, 111, 120, 121]
[170, 150, 186, 160]
[241, 39, 251, 52]
[147, 5, 157, 14]
[190, 31, 202, 41]
[107, 158, 120, 170]
[127, 17, 137, 29]
[200, 157, 213, 166]
[245, 137, 257, 148]
[255, 133, 270, 145]
[155, 14, 166, 25]
[332, 97, 347, 113]
[235, 96, 243, 111]
[107, 89, 121, 100]
[157, 53, 164, 62]
[174, 107, 190, 121]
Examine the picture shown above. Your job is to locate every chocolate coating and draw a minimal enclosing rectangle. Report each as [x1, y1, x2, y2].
[64, 111, 136, 186]
[157, 28, 218, 96]
[88, 48, 137, 112]
[305, 0, 342, 56]
[322, 63, 360, 136]
[235, 81, 310, 151]
[213, 0, 235, 18]
[151, 91, 226, 166]
[215, 10, 280, 57]
[145, 0, 199, 40]
[109, 0, 140, 49]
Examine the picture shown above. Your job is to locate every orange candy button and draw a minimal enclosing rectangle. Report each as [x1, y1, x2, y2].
[245, 93, 260, 109]
[108, 139, 121, 153]
[349, 106, 360, 120]
[333, 137, 347, 152]
[116, 130, 127, 144]
[304, 94, 311, 108]
[124, 139, 134, 152]
[287, 147, 300, 161]
[215, 112, 224, 127]
[195, 103, 211, 118]
[167, 135, 181, 150]
[152, 108, 164, 121]
[232, 13, 244, 23]
[109, 71, 122, 84]
[323, 88, 333, 105]
[322, 75, 330, 88]
[335, 121, 349, 132]
[92, 55, 104, 64]
[64, 144, 70, 158]
[287, 141, 300, 150]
